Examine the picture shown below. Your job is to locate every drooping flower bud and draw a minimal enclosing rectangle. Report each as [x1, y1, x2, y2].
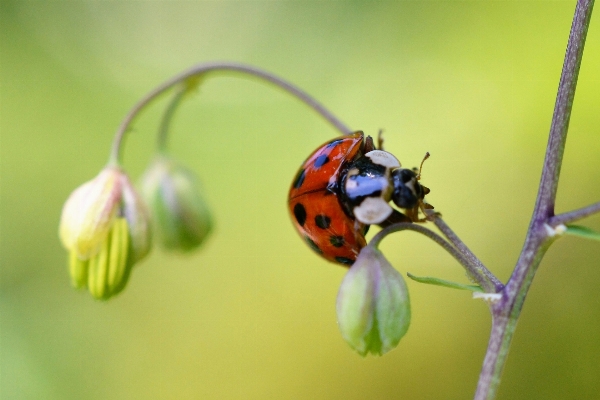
[140, 155, 212, 252]
[336, 246, 411, 356]
[59, 166, 151, 300]
[59, 167, 122, 259]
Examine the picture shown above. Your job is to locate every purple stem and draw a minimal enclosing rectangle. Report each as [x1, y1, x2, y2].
[108, 62, 352, 165]
[427, 212, 503, 292]
[549, 200, 600, 226]
[370, 223, 492, 289]
[474, 1, 595, 399]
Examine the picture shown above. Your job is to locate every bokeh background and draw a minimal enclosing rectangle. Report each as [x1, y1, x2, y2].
[1, 1, 599, 399]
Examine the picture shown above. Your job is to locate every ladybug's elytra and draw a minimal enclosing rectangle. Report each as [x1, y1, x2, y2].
[288, 131, 430, 266]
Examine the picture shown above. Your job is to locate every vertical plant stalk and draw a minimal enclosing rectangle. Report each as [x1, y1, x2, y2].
[107, 62, 352, 165]
[474, 1, 595, 399]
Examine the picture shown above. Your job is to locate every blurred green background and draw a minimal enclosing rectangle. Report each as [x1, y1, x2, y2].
[1, 1, 599, 399]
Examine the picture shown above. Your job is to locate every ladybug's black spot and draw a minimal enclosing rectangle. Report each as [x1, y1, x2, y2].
[330, 236, 344, 247]
[315, 214, 331, 229]
[335, 256, 354, 266]
[293, 169, 306, 189]
[293, 203, 307, 226]
[326, 139, 343, 148]
[305, 236, 323, 254]
[313, 155, 330, 168]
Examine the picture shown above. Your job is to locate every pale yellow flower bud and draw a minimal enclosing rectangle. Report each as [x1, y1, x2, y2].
[59, 167, 122, 259]
[59, 166, 151, 300]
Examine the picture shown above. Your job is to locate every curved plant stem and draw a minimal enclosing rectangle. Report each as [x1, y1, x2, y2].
[370, 223, 497, 290]
[426, 211, 503, 292]
[156, 84, 188, 153]
[108, 61, 352, 165]
[474, 1, 594, 399]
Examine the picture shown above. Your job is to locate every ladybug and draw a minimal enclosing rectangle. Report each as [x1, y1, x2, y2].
[288, 131, 431, 266]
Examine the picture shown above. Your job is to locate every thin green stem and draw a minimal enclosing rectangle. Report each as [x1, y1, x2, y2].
[474, 1, 594, 399]
[107, 62, 352, 165]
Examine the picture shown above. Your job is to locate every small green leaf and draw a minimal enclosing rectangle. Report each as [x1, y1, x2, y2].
[565, 225, 600, 241]
[406, 273, 483, 292]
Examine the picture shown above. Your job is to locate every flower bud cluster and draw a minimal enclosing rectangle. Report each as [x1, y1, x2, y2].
[59, 158, 212, 300]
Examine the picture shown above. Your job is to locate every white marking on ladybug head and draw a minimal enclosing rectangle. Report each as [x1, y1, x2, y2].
[365, 150, 401, 169]
[353, 197, 393, 224]
[404, 177, 416, 194]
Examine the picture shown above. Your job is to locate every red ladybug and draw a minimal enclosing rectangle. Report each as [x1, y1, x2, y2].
[288, 131, 429, 266]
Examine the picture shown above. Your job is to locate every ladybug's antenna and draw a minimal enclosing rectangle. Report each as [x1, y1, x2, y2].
[417, 152, 430, 180]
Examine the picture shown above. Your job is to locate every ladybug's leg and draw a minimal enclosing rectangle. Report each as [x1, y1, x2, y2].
[378, 209, 412, 228]
[413, 180, 432, 222]
[364, 130, 386, 152]
[377, 129, 385, 150]
[418, 201, 440, 222]
[403, 202, 434, 223]
[405, 206, 420, 223]
[364, 136, 376, 152]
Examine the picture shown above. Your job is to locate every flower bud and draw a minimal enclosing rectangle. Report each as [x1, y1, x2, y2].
[140, 156, 212, 252]
[59, 166, 151, 300]
[336, 246, 411, 356]
[121, 175, 152, 262]
[59, 167, 122, 259]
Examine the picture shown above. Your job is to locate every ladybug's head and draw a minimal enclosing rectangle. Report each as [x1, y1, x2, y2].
[341, 150, 400, 225]
[341, 150, 428, 226]
[390, 168, 424, 210]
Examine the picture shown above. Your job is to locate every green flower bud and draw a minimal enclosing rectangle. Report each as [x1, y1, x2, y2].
[59, 167, 151, 300]
[336, 246, 411, 356]
[140, 156, 212, 252]
[121, 175, 152, 262]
